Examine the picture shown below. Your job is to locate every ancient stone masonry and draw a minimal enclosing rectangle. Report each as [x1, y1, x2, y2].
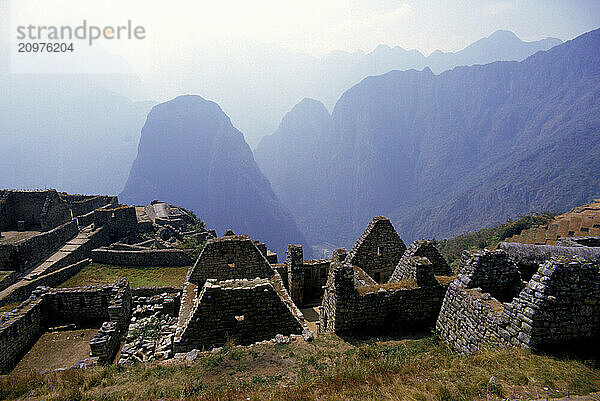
[454, 249, 523, 302]
[91, 248, 194, 267]
[0, 190, 72, 232]
[0, 220, 78, 272]
[286, 245, 305, 305]
[278, 245, 331, 306]
[93, 205, 140, 239]
[173, 234, 308, 353]
[173, 278, 304, 352]
[501, 257, 600, 350]
[186, 235, 275, 287]
[347, 216, 407, 283]
[58, 194, 118, 218]
[390, 240, 453, 282]
[0, 259, 91, 306]
[436, 250, 600, 354]
[119, 289, 181, 364]
[319, 248, 446, 334]
[497, 241, 600, 281]
[0, 279, 132, 373]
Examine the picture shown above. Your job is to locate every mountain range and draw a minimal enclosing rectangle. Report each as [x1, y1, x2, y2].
[146, 30, 562, 146]
[119, 95, 307, 257]
[255, 28, 600, 256]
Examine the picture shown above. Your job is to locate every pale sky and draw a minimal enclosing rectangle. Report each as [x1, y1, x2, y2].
[4, 0, 600, 77]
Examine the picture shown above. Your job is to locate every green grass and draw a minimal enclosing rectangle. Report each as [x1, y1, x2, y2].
[58, 263, 188, 288]
[1, 335, 597, 400]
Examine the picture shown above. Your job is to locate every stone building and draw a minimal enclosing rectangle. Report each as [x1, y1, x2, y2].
[319, 246, 447, 334]
[173, 235, 305, 352]
[390, 239, 453, 281]
[347, 216, 407, 283]
[436, 249, 600, 354]
[0, 190, 72, 233]
[0, 279, 132, 373]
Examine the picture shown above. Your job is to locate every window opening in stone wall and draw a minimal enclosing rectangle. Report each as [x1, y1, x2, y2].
[235, 315, 245, 322]
[377, 247, 382, 256]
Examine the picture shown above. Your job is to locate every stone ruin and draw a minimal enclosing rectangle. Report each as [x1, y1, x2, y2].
[2, 203, 600, 373]
[1, 189, 214, 308]
[347, 216, 407, 283]
[436, 249, 600, 354]
[318, 218, 453, 334]
[0, 279, 132, 373]
[173, 235, 306, 352]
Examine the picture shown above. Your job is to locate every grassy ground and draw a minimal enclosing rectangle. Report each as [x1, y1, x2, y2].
[58, 264, 188, 288]
[1, 334, 597, 401]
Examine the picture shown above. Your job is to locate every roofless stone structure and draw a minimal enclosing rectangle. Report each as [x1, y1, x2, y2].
[347, 216, 406, 283]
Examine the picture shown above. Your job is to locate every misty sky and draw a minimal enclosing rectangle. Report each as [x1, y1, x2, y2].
[4, 0, 600, 78]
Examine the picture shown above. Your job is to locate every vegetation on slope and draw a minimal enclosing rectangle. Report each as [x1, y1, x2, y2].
[1, 334, 597, 400]
[433, 212, 557, 270]
[59, 264, 188, 288]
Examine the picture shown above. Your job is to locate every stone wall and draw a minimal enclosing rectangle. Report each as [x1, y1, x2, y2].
[0, 271, 17, 292]
[94, 205, 139, 239]
[436, 251, 600, 354]
[0, 220, 78, 272]
[0, 259, 91, 306]
[0, 190, 71, 232]
[43, 285, 113, 325]
[347, 216, 406, 283]
[286, 245, 304, 305]
[186, 235, 274, 288]
[302, 259, 331, 303]
[319, 257, 446, 334]
[76, 210, 95, 228]
[0, 296, 45, 373]
[454, 249, 523, 302]
[173, 278, 304, 352]
[0, 279, 132, 373]
[91, 248, 194, 267]
[60, 194, 117, 217]
[436, 281, 505, 354]
[502, 257, 600, 350]
[90, 321, 120, 364]
[497, 241, 600, 281]
[390, 240, 452, 282]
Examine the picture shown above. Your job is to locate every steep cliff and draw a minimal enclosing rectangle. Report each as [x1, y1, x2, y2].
[120, 95, 307, 256]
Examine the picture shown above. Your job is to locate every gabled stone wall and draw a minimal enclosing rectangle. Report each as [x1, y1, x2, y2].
[436, 252, 600, 354]
[186, 235, 274, 288]
[347, 217, 406, 283]
[502, 257, 600, 349]
[173, 277, 304, 352]
[390, 240, 452, 282]
[319, 256, 445, 334]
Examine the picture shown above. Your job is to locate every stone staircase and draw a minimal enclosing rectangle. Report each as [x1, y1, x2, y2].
[0, 225, 107, 305]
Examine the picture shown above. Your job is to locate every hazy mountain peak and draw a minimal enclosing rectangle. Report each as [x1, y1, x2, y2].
[121, 95, 307, 255]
